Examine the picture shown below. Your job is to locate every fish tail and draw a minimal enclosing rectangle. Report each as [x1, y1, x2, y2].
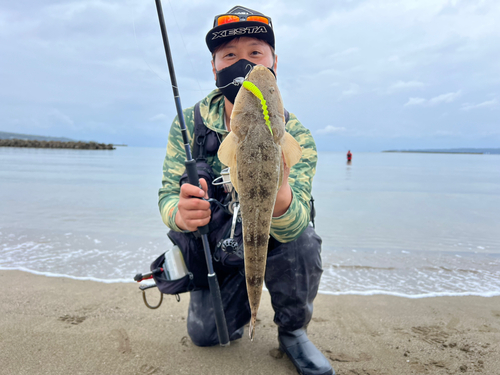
[249, 316, 256, 341]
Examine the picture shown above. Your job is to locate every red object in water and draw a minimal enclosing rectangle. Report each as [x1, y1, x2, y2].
[347, 150, 352, 161]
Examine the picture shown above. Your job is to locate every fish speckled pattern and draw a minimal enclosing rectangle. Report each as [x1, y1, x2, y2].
[218, 65, 302, 339]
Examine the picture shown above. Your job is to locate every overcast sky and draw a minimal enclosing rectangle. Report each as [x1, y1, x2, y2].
[1, 0, 499, 151]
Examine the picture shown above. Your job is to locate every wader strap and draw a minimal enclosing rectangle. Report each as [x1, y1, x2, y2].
[309, 196, 316, 228]
[192, 101, 221, 160]
[192, 101, 208, 161]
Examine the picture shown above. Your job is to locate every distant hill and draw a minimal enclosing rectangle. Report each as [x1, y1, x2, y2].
[0, 131, 76, 142]
[383, 148, 500, 155]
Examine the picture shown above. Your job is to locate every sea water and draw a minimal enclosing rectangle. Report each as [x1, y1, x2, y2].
[1, 146, 499, 297]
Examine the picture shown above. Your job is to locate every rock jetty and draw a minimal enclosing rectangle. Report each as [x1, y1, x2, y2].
[0, 139, 115, 150]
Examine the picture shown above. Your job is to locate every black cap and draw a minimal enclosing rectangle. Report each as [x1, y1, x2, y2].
[206, 6, 275, 53]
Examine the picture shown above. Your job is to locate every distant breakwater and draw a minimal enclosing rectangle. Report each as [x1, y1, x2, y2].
[0, 139, 115, 150]
[383, 150, 482, 155]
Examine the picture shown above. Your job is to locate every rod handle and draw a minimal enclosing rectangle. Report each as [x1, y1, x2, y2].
[185, 159, 199, 187]
[184, 159, 210, 235]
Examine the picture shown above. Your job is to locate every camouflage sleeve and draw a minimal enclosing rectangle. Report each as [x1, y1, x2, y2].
[158, 107, 195, 231]
[270, 113, 317, 243]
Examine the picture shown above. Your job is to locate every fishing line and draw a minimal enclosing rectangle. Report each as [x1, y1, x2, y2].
[132, 17, 170, 86]
[215, 64, 253, 89]
[131, 2, 213, 93]
[217, 77, 245, 89]
[165, 0, 205, 93]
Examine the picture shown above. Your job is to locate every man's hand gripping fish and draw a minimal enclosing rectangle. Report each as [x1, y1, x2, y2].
[218, 65, 302, 340]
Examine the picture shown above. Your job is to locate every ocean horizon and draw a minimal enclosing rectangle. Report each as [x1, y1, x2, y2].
[1, 146, 499, 298]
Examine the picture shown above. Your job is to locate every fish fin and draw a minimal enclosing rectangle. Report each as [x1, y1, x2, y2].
[282, 132, 302, 168]
[230, 164, 239, 193]
[217, 131, 238, 167]
[249, 316, 256, 341]
[278, 152, 284, 188]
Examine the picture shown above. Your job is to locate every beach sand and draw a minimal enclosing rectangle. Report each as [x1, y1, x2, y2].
[1, 270, 499, 375]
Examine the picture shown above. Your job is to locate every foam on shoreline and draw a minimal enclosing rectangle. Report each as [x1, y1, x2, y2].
[2, 266, 499, 299]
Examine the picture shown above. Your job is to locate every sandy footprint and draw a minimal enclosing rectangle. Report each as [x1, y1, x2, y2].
[269, 348, 285, 359]
[111, 328, 131, 354]
[58, 314, 86, 325]
[327, 351, 372, 363]
[139, 364, 160, 374]
[411, 325, 449, 345]
[446, 316, 460, 330]
[180, 336, 191, 347]
[344, 369, 386, 375]
[312, 317, 329, 323]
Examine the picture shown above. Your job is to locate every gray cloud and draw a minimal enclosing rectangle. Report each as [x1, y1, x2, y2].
[461, 98, 498, 111]
[317, 126, 347, 135]
[389, 80, 425, 91]
[404, 97, 426, 107]
[341, 83, 360, 98]
[149, 113, 168, 122]
[1, 0, 499, 150]
[429, 91, 462, 105]
[48, 109, 75, 126]
[404, 90, 462, 107]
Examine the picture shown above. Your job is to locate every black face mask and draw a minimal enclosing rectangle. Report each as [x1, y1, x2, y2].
[215, 59, 255, 104]
[215, 59, 277, 104]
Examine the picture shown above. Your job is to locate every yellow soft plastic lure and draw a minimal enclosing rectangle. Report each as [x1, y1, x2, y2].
[242, 81, 273, 136]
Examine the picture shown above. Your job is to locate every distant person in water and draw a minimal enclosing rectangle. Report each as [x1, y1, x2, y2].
[347, 150, 352, 162]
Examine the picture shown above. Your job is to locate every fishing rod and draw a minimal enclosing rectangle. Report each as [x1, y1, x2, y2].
[154, 0, 229, 346]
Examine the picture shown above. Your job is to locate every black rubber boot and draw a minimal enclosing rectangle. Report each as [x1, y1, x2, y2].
[278, 328, 334, 375]
[265, 226, 324, 330]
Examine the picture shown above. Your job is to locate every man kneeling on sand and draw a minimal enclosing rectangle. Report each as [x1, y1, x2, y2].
[159, 6, 334, 375]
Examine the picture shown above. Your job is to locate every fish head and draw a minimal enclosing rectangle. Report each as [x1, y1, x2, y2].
[231, 65, 285, 144]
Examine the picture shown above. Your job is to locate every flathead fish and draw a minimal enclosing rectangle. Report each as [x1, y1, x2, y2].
[218, 65, 302, 340]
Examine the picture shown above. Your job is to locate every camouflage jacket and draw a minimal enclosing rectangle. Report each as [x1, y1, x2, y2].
[158, 89, 318, 243]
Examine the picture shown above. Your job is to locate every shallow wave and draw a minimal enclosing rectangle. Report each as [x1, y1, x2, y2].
[319, 251, 500, 299]
[2, 229, 499, 299]
[2, 265, 499, 300]
[0, 266, 134, 284]
[317, 289, 500, 298]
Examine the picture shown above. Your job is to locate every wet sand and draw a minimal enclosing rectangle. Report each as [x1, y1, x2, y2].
[1, 270, 499, 374]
